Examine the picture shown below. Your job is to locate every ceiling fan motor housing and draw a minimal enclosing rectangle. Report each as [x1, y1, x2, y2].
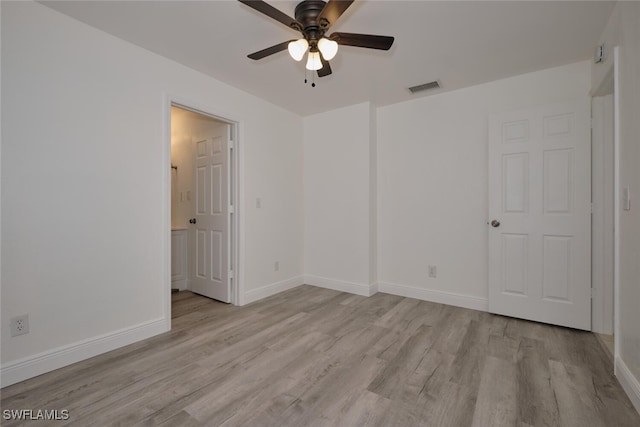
[294, 0, 328, 43]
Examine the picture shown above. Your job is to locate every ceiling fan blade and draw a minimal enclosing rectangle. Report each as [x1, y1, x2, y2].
[317, 57, 332, 77]
[317, 0, 354, 31]
[238, 0, 301, 31]
[248, 40, 294, 60]
[330, 32, 395, 50]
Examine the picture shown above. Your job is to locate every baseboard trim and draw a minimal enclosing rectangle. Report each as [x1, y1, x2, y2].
[378, 281, 488, 311]
[615, 356, 640, 415]
[171, 278, 188, 291]
[1, 318, 168, 388]
[304, 275, 377, 297]
[243, 276, 304, 305]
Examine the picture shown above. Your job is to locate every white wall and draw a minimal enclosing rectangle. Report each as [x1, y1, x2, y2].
[304, 102, 376, 295]
[368, 103, 378, 286]
[377, 61, 591, 310]
[0, 4, 3, 357]
[1, 1, 303, 385]
[594, 1, 640, 413]
[242, 101, 304, 303]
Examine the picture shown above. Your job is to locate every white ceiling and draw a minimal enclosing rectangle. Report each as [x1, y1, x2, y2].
[43, 0, 615, 116]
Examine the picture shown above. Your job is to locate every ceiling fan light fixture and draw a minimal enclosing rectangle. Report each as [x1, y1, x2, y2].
[288, 38, 309, 61]
[239, 0, 395, 81]
[306, 50, 322, 71]
[317, 37, 338, 61]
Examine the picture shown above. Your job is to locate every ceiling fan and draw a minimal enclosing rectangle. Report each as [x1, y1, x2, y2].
[238, 0, 394, 84]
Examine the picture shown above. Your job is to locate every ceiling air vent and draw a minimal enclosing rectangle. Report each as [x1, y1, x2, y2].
[408, 81, 441, 94]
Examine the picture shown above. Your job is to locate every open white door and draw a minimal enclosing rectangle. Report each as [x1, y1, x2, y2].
[191, 123, 231, 303]
[488, 99, 591, 330]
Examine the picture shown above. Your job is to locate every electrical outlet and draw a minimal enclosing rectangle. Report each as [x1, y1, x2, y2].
[274, 261, 279, 271]
[10, 314, 29, 337]
[428, 265, 437, 278]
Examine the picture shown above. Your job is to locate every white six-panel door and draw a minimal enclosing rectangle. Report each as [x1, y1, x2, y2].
[190, 124, 230, 303]
[488, 99, 591, 330]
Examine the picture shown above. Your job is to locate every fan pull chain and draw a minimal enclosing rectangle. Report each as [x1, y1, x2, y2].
[302, 67, 316, 87]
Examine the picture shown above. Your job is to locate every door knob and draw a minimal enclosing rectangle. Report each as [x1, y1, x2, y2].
[189, 218, 197, 224]
[490, 220, 500, 228]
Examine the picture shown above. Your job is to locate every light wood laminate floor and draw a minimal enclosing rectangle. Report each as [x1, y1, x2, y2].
[1, 285, 639, 426]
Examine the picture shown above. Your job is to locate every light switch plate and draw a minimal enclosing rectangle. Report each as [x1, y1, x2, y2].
[595, 44, 605, 63]
[623, 186, 631, 211]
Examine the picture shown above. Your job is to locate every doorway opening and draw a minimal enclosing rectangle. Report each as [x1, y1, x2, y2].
[591, 49, 617, 362]
[169, 103, 239, 316]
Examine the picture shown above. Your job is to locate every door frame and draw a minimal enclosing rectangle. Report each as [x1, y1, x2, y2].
[591, 94, 614, 335]
[612, 47, 620, 363]
[163, 94, 242, 325]
[590, 46, 620, 362]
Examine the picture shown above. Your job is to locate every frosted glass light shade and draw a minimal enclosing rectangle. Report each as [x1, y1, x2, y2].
[306, 51, 322, 70]
[318, 38, 338, 61]
[288, 38, 308, 61]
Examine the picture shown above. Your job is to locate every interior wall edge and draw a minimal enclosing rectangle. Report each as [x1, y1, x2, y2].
[615, 356, 640, 415]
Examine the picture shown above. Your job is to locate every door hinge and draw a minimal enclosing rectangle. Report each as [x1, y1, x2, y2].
[229, 205, 235, 214]
[229, 140, 234, 150]
[229, 270, 234, 279]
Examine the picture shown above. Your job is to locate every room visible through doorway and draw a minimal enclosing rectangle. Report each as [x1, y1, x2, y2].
[170, 104, 237, 307]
